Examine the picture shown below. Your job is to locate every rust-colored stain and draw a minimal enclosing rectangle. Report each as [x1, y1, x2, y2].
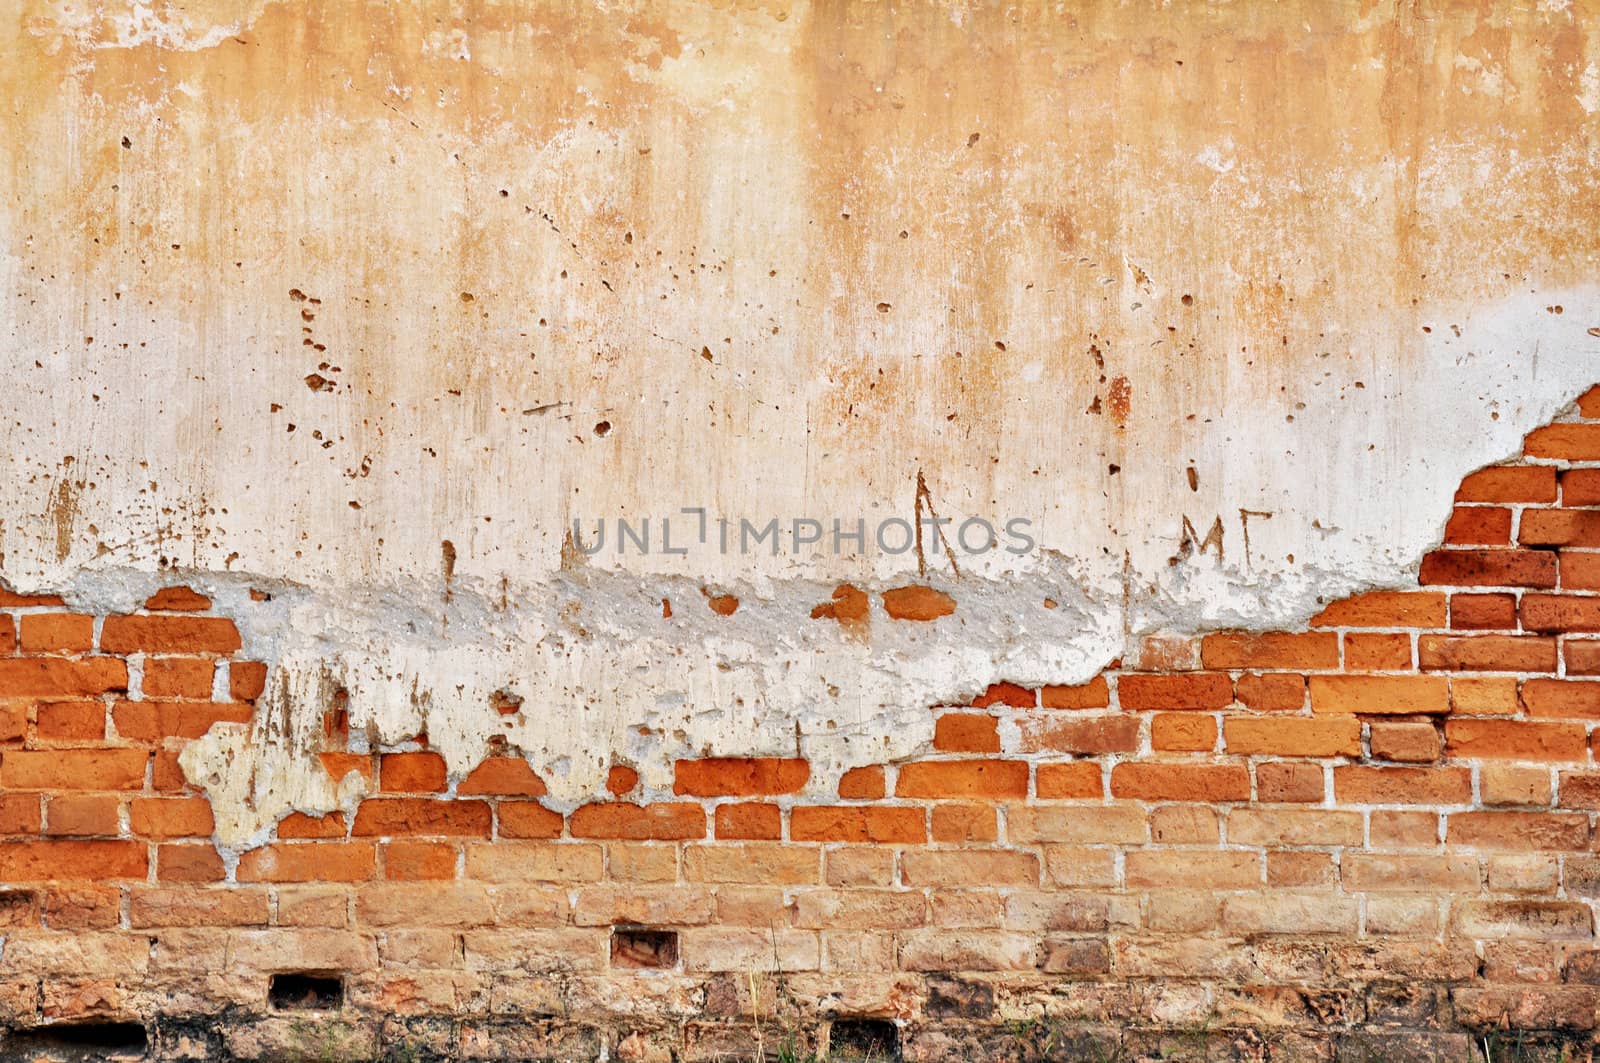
[1107, 376, 1132, 431]
[703, 591, 739, 617]
[883, 585, 956, 622]
[811, 583, 870, 625]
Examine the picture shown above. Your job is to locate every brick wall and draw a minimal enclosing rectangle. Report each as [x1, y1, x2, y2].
[3, 394, 1600, 1060]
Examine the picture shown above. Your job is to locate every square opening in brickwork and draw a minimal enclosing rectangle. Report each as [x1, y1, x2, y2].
[2, 1022, 149, 1060]
[828, 1017, 900, 1060]
[268, 972, 345, 1011]
[610, 927, 678, 969]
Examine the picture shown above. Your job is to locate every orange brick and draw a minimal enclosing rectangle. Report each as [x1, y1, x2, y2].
[1235, 673, 1307, 711]
[837, 765, 885, 800]
[1015, 714, 1138, 754]
[351, 798, 492, 837]
[18, 613, 95, 654]
[1344, 632, 1413, 669]
[900, 849, 1038, 887]
[1201, 631, 1339, 670]
[236, 842, 376, 882]
[1418, 549, 1557, 589]
[1523, 679, 1600, 719]
[1131, 635, 1199, 672]
[1151, 713, 1216, 751]
[1526, 423, 1600, 460]
[0, 701, 21, 743]
[1564, 552, 1600, 591]
[1310, 675, 1448, 715]
[383, 840, 456, 880]
[44, 795, 119, 836]
[129, 797, 213, 839]
[0, 615, 11, 655]
[1580, 387, 1600, 418]
[112, 700, 252, 741]
[1256, 762, 1324, 803]
[1444, 507, 1512, 545]
[1449, 811, 1589, 850]
[1451, 676, 1519, 715]
[1035, 762, 1102, 799]
[569, 802, 705, 841]
[1040, 676, 1110, 709]
[34, 700, 106, 741]
[152, 751, 190, 792]
[1521, 510, 1600, 548]
[971, 682, 1034, 708]
[931, 804, 996, 843]
[1, 748, 147, 790]
[1456, 466, 1557, 503]
[380, 752, 448, 793]
[278, 812, 348, 839]
[1483, 765, 1552, 807]
[498, 801, 563, 839]
[0, 840, 145, 881]
[1109, 763, 1249, 802]
[1567, 641, 1600, 676]
[100, 615, 241, 655]
[1268, 851, 1335, 888]
[1117, 673, 1232, 711]
[1126, 851, 1259, 889]
[1445, 719, 1587, 761]
[714, 803, 782, 840]
[1563, 470, 1600, 506]
[882, 585, 955, 621]
[673, 757, 809, 796]
[791, 806, 925, 843]
[1223, 716, 1360, 757]
[157, 843, 225, 883]
[1367, 810, 1439, 849]
[0, 658, 127, 697]
[1418, 634, 1557, 672]
[144, 587, 211, 611]
[1451, 593, 1518, 630]
[895, 760, 1028, 799]
[606, 765, 638, 796]
[934, 713, 1000, 753]
[1521, 594, 1600, 634]
[0, 793, 42, 834]
[1310, 591, 1447, 629]
[1334, 766, 1472, 804]
[229, 661, 268, 701]
[319, 752, 373, 784]
[141, 657, 215, 698]
[1369, 722, 1439, 763]
[457, 756, 546, 796]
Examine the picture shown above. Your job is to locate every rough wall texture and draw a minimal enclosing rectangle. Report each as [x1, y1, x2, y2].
[0, 401, 1599, 1059]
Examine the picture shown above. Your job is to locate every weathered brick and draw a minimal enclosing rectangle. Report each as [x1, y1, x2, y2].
[1235, 673, 1307, 710]
[837, 766, 885, 799]
[382, 840, 457, 880]
[1342, 854, 1477, 891]
[673, 757, 808, 796]
[791, 805, 924, 843]
[1009, 805, 1147, 844]
[901, 849, 1039, 888]
[1310, 591, 1447, 628]
[357, 883, 493, 926]
[1457, 466, 1556, 503]
[380, 752, 448, 793]
[1445, 719, 1587, 761]
[1116, 673, 1232, 711]
[17, 613, 95, 654]
[229, 660, 268, 701]
[1125, 851, 1260, 889]
[678, 928, 820, 972]
[1369, 810, 1441, 848]
[1448, 811, 1588, 850]
[1443, 506, 1512, 545]
[1564, 468, 1600, 505]
[934, 713, 1000, 752]
[895, 760, 1027, 799]
[1110, 763, 1250, 802]
[112, 700, 252, 741]
[2, 748, 147, 790]
[793, 889, 925, 930]
[352, 798, 492, 838]
[682, 843, 818, 884]
[1150, 713, 1216, 751]
[931, 803, 996, 842]
[0, 658, 127, 697]
[156, 844, 225, 883]
[568, 802, 704, 841]
[1568, 640, 1600, 676]
[141, 657, 215, 699]
[1521, 509, 1600, 547]
[1522, 594, 1600, 633]
[1222, 894, 1357, 935]
[1227, 809, 1362, 847]
[1526, 422, 1600, 460]
[1344, 632, 1412, 669]
[129, 797, 214, 839]
[574, 885, 715, 927]
[44, 795, 119, 836]
[1034, 761, 1103, 799]
[1450, 593, 1517, 630]
[1039, 676, 1110, 709]
[33, 700, 106, 742]
[1200, 632, 1339, 670]
[1255, 761, 1325, 803]
[1309, 675, 1448, 715]
[1369, 721, 1439, 763]
[236, 842, 376, 882]
[1564, 552, 1600, 591]
[1483, 764, 1552, 807]
[1417, 549, 1556, 589]
[458, 756, 547, 796]
[1453, 900, 1593, 940]
[1523, 679, 1600, 718]
[1223, 716, 1360, 757]
[1421, 634, 1557, 672]
[100, 615, 241, 655]
[713, 802, 782, 840]
[1015, 714, 1137, 754]
[465, 842, 602, 883]
[1149, 805, 1218, 844]
[971, 682, 1034, 708]
[130, 887, 268, 928]
[0, 840, 146, 880]
[1334, 766, 1472, 805]
[1451, 676, 1519, 715]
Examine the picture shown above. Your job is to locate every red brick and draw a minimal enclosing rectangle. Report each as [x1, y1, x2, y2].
[1254, 761, 1326, 803]
[1564, 552, 1600, 591]
[673, 757, 809, 796]
[1200, 631, 1338, 670]
[1034, 762, 1103, 799]
[1418, 634, 1557, 672]
[934, 713, 1000, 753]
[1015, 714, 1138, 754]
[715, 803, 782, 840]
[1451, 593, 1517, 630]
[157, 843, 224, 883]
[498, 801, 563, 839]
[42, 884, 121, 928]
[0, 701, 22, 743]
[837, 766, 885, 800]
[1560, 773, 1600, 809]
[129, 797, 214, 839]
[1235, 673, 1307, 711]
[895, 760, 1028, 799]
[319, 752, 373, 784]
[1449, 811, 1589, 850]
[229, 661, 268, 701]
[1310, 591, 1447, 628]
[44, 795, 119, 836]
[18, 613, 95, 654]
[1310, 674, 1448, 715]
[457, 756, 546, 796]
[1334, 766, 1472, 804]
[351, 798, 492, 837]
[1521, 594, 1600, 634]
[151, 751, 190, 792]
[791, 806, 925, 844]
[1369, 722, 1439, 763]
[1563, 470, 1600, 506]
[882, 585, 955, 621]
[1109, 763, 1250, 802]
[1040, 676, 1110, 709]
[383, 841, 456, 880]
[931, 804, 996, 843]
[34, 700, 106, 741]
[1418, 549, 1557, 589]
[144, 587, 211, 611]
[1567, 642, 1600, 676]
[1223, 716, 1360, 757]
[236, 842, 376, 882]
[0, 658, 126, 697]
[606, 765, 638, 796]
[1523, 679, 1600, 718]
[380, 752, 448, 793]
[569, 802, 705, 840]
[112, 701, 252, 741]
[278, 812, 348, 839]
[971, 682, 1034, 708]
[1447, 719, 1587, 761]
[1452, 676, 1520, 715]
[1522, 510, 1600, 548]
[101, 615, 241, 655]
[1579, 386, 1600, 418]
[1117, 673, 1232, 711]
[0, 793, 42, 834]
[1526, 423, 1600, 460]
[1444, 507, 1512, 545]
[1, 748, 147, 790]
[1151, 713, 1216, 751]
[1457, 466, 1558, 503]
[0, 840, 145, 880]
[0, 615, 11, 655]
[1344, 632, 1413, 669]
[141, 657, 215, 698]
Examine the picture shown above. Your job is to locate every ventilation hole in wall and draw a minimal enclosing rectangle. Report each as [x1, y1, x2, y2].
[829, 1017, 900, 1060]
[610, 927, 678, 969]
[4, 1022, 149, 1058]
[268, 973, 344, 1011]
